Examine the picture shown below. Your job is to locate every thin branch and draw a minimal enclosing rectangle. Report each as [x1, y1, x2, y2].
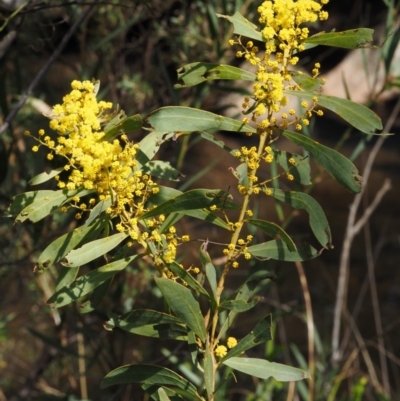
[331, 96, 400, 365]
[0, 0, 99, 136]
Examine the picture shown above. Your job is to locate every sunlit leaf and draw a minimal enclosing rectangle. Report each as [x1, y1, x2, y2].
[273, 149, 311, 185]
[270, 189, 332, 248]
[155, 278, 206, 342]
[103, 111, 142, 141]
[141, 189, 239, 219]
[175, 62, 256, 88]
[305, 28, 374, 49]
[101, 364, 201, 400]
[29, 168, 64, 186]
[286, 91, 382, 134]
[220, 298, 260, 312]
[105, 310, 187, 340]
[63, 232, 128, 267]
[216, 11, 264, 42]
[223, 357, 310, 381]
[248, 240, 320, 261]
[36, 218, 105, 271]
[146, 107, 256, 133]
[48, 255, 140, 308]
[142, 160, 183, 181]
[246, 219, 296, 251]
[282, 130, 362, 193]
[291, 72, 324, 92]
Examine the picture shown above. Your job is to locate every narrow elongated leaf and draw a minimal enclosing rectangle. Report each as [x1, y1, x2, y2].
[79, 278, 112, 313]
[146, 107, 256, 133]
[149, 187, 231, 230]
[141, 189, 238, 219]
[142, 161, 183, 181]
[200, 131, 236, 156]
[136, 131, 176, 169]
[15, 189, 93, 223]
[273, 149, 311, 185]
[216, 12, 263, 42]
[103, 111, 142, 141]
[167, 262, 209, 299]
[282, 130, 362, 193]
[291, 72, 323, 92]
[84, 198, 112, 226]
[48, 255, 140, 307]
[248, 240, 319, 261]
[204, 343, 215, 398]
[63, 232, 128, 267]
[223, 358, 310, 381]
[246, 219, 296, 251]
[305, 28, 374, 49]
[220, 298, 259, 313]
[286, 91, 382, 134]
[105, 310, 187, 340]
[55, 266, 80, 291]
[218, 271, 274, 341]
[175, 63, 256, 88]
[29, 168, 64, 186]
[155, 278, 206, 343]
[158, 388, 172, 401]
[269, 189, 332, 249]
[7, 190, 56, 217]
[221, 315, 272, 362]
[101, 364, 200, 399]
[36, 218, 105, 271]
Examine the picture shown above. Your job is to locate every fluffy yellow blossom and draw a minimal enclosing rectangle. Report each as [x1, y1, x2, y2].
[227, 337, 238, 349]
[215, 345, 228, 358]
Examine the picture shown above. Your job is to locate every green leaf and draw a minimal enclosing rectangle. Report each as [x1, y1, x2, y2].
[29, 168, 64, 186]
[204, 343, 215, 398]
[175, 63, 256, 88]
[291, 72, 324, 92]
[63, 232, 128, 267]
[143, 161, 183, 181]
[7, 190, 55, 217]
[282, 130, 362, 193]
[141, 189, 239, 219]
[273, 149, 311, 185]
[182, 209, 231, 231]
[79, 278, 112, 313]
[36, 218, 105, 271]
[222, 357, 310, 381]
[55, 266, 80, 292]
[218, 271, 274, 341]
[158, 388, 172, 401]
[270, 189, 332, 249]
[305, 28, 374, 49]
[221, 315, 272, 362]
[146, 107, 256, 134]
[246, 219, 296, 252]
[216, 11, 263, 42]
[105, 310, 187, 340]
[84, 198, 112, 227]
[103, 111, 142, 141]
[167, 262, 209, 299]
[248, 240, 319, 261]
[136, 131, 176, 169]
[48, 255, 140, 308]
[199, 244, 217, 310]
[101, 364, 201, 400]
[285, 91, 382, 134]
[200, 131, 237, 156]
[155, 278, 206, 343]
[219, 298, 259, 313]
[14, 189, 93, 223]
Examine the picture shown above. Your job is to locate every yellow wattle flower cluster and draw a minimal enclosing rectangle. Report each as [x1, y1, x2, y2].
[234, 0, 329, 129]
[33, 80, 158, 220]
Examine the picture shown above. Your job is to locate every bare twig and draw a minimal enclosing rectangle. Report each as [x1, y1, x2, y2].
[331, 96, 400, 365]
[0, 0, 99, 136]
[295, 261, 315, 401]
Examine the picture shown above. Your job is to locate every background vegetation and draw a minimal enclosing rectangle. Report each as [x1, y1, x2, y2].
[0, 0, 399, 400]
